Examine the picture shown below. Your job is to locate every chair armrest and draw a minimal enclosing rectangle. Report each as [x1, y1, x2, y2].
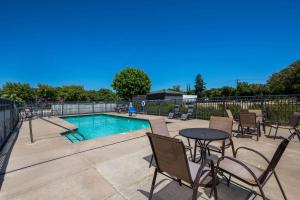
[235, 147, 270, 164]
[217, 156, 260, 184]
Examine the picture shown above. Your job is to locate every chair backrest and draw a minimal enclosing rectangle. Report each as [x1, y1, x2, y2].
[249, 109, 263, 122]
[239, 112, 257, 128]
[226, 109, 234, 119]
[209, 116, 233, 135]
[146, 132, 193, 184]
[259, 138, 290, 183]
[149, 118, 170, 137]
[288, 112, 300, 128]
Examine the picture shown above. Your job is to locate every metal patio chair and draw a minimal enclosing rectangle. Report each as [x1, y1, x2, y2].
[268, 112, 300, 140]
[226, 109, 240, 132]
[249, 109, 266, 134]
[148, 118, 193, 167]
[216, 133, 295, 200]
[239, 112, 261, 141]
[146, 133, 218, 200]
[207, 116, 235, 157]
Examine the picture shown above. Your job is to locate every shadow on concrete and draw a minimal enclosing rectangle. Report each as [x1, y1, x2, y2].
[138, 179, 254, 200]
[0, 120, 22, 190]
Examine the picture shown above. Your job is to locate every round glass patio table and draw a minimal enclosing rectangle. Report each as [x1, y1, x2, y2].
[179, 128, 230, 163]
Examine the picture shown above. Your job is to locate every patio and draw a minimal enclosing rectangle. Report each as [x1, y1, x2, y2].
[0, 113, 299, 200]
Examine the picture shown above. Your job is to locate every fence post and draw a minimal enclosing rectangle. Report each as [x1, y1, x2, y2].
[158, 100, 161, 116]
[195, 100, 198, 119]
[223, 99, 226, 117]
[29, 117, 34, 143]
[62, 103, 64, 116]
[92, 102, 95, 113]
[78, 102, 80, 114]
[3, 106, 6, 139]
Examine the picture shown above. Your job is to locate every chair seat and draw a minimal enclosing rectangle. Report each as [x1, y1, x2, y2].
[188, 161, 210, 183]
[219, 158, 264, 185]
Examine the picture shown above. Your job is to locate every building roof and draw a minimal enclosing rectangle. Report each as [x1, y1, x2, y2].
[148, 89, 184, 95]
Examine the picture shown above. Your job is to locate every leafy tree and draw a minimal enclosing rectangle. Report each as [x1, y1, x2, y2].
[98, 89, 118, 101]
[57, 85, 87, 101]
[36, 84, 57, 101]
[267, 60, 300, 94]
[205, 88, 222, 97]
[1, 82, 35, 102]
[186, 84, 194, 95]
[195, 74, 206, 98]
[221, 86, 236, 97]
[85, 90, 99, 101]
[112, 67, 151, 100]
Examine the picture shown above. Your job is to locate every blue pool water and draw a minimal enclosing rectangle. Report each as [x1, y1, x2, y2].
[61, 114, 150, 143]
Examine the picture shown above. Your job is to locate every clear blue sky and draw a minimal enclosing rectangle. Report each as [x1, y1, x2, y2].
[0, 0, 299, 91]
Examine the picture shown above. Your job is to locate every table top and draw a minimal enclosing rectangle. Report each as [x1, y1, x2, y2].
[179, 128, 230, 141]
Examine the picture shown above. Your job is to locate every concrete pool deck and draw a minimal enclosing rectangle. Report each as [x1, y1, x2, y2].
[0, 113, 299, 200]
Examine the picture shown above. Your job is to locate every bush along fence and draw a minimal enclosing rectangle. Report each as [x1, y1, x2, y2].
[0, 99, 19, 150]
[134, 95, 300, 123]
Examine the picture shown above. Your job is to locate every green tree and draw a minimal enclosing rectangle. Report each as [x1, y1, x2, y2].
[194, 74, 206, 98]
[221, 86, 236, 97]
[1, 82, 35, 102]
[36, 84, 57, 101]
[98, 89, 117, 101]
[267, 60, 300, 94]
[206, 88, 222, 97]
[85, 90, 99, 101]
[57, 85, 87, 101]
[112, 67, 151, 100]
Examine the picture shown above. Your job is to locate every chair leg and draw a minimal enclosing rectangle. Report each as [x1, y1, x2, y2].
[257, 183, 267, 200]
[268, 126, 272, 137]
[192, 188, 198, 200]
[230, 139, 236, 158]
[149, 155, 154, 168]
[274, 172, 288, 200]
[274, 127, 279, 139]
[149, 168, 158, 200]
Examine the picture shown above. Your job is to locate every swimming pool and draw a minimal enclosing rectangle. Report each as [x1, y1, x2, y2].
[61, 114, 150, 143]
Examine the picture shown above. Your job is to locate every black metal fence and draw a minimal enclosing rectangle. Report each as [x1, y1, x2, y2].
[134, 95, 300, 122]
[20, 101, 120, 117]
[20, 95, 300, 123]
[0, 99, 19, 149]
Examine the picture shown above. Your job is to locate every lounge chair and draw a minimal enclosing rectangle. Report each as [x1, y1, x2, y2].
[268, 112, 300, 140]
[168, 105, 180, 119]
[216, 132, 295, 200]
[146, 133, 218, 200]
[239, 112, 261, 141]
[207, 116, 235, 157]
[148, 118, 192, 167]
[181, 105, 194, 120]
[249, 109, 266, 134]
